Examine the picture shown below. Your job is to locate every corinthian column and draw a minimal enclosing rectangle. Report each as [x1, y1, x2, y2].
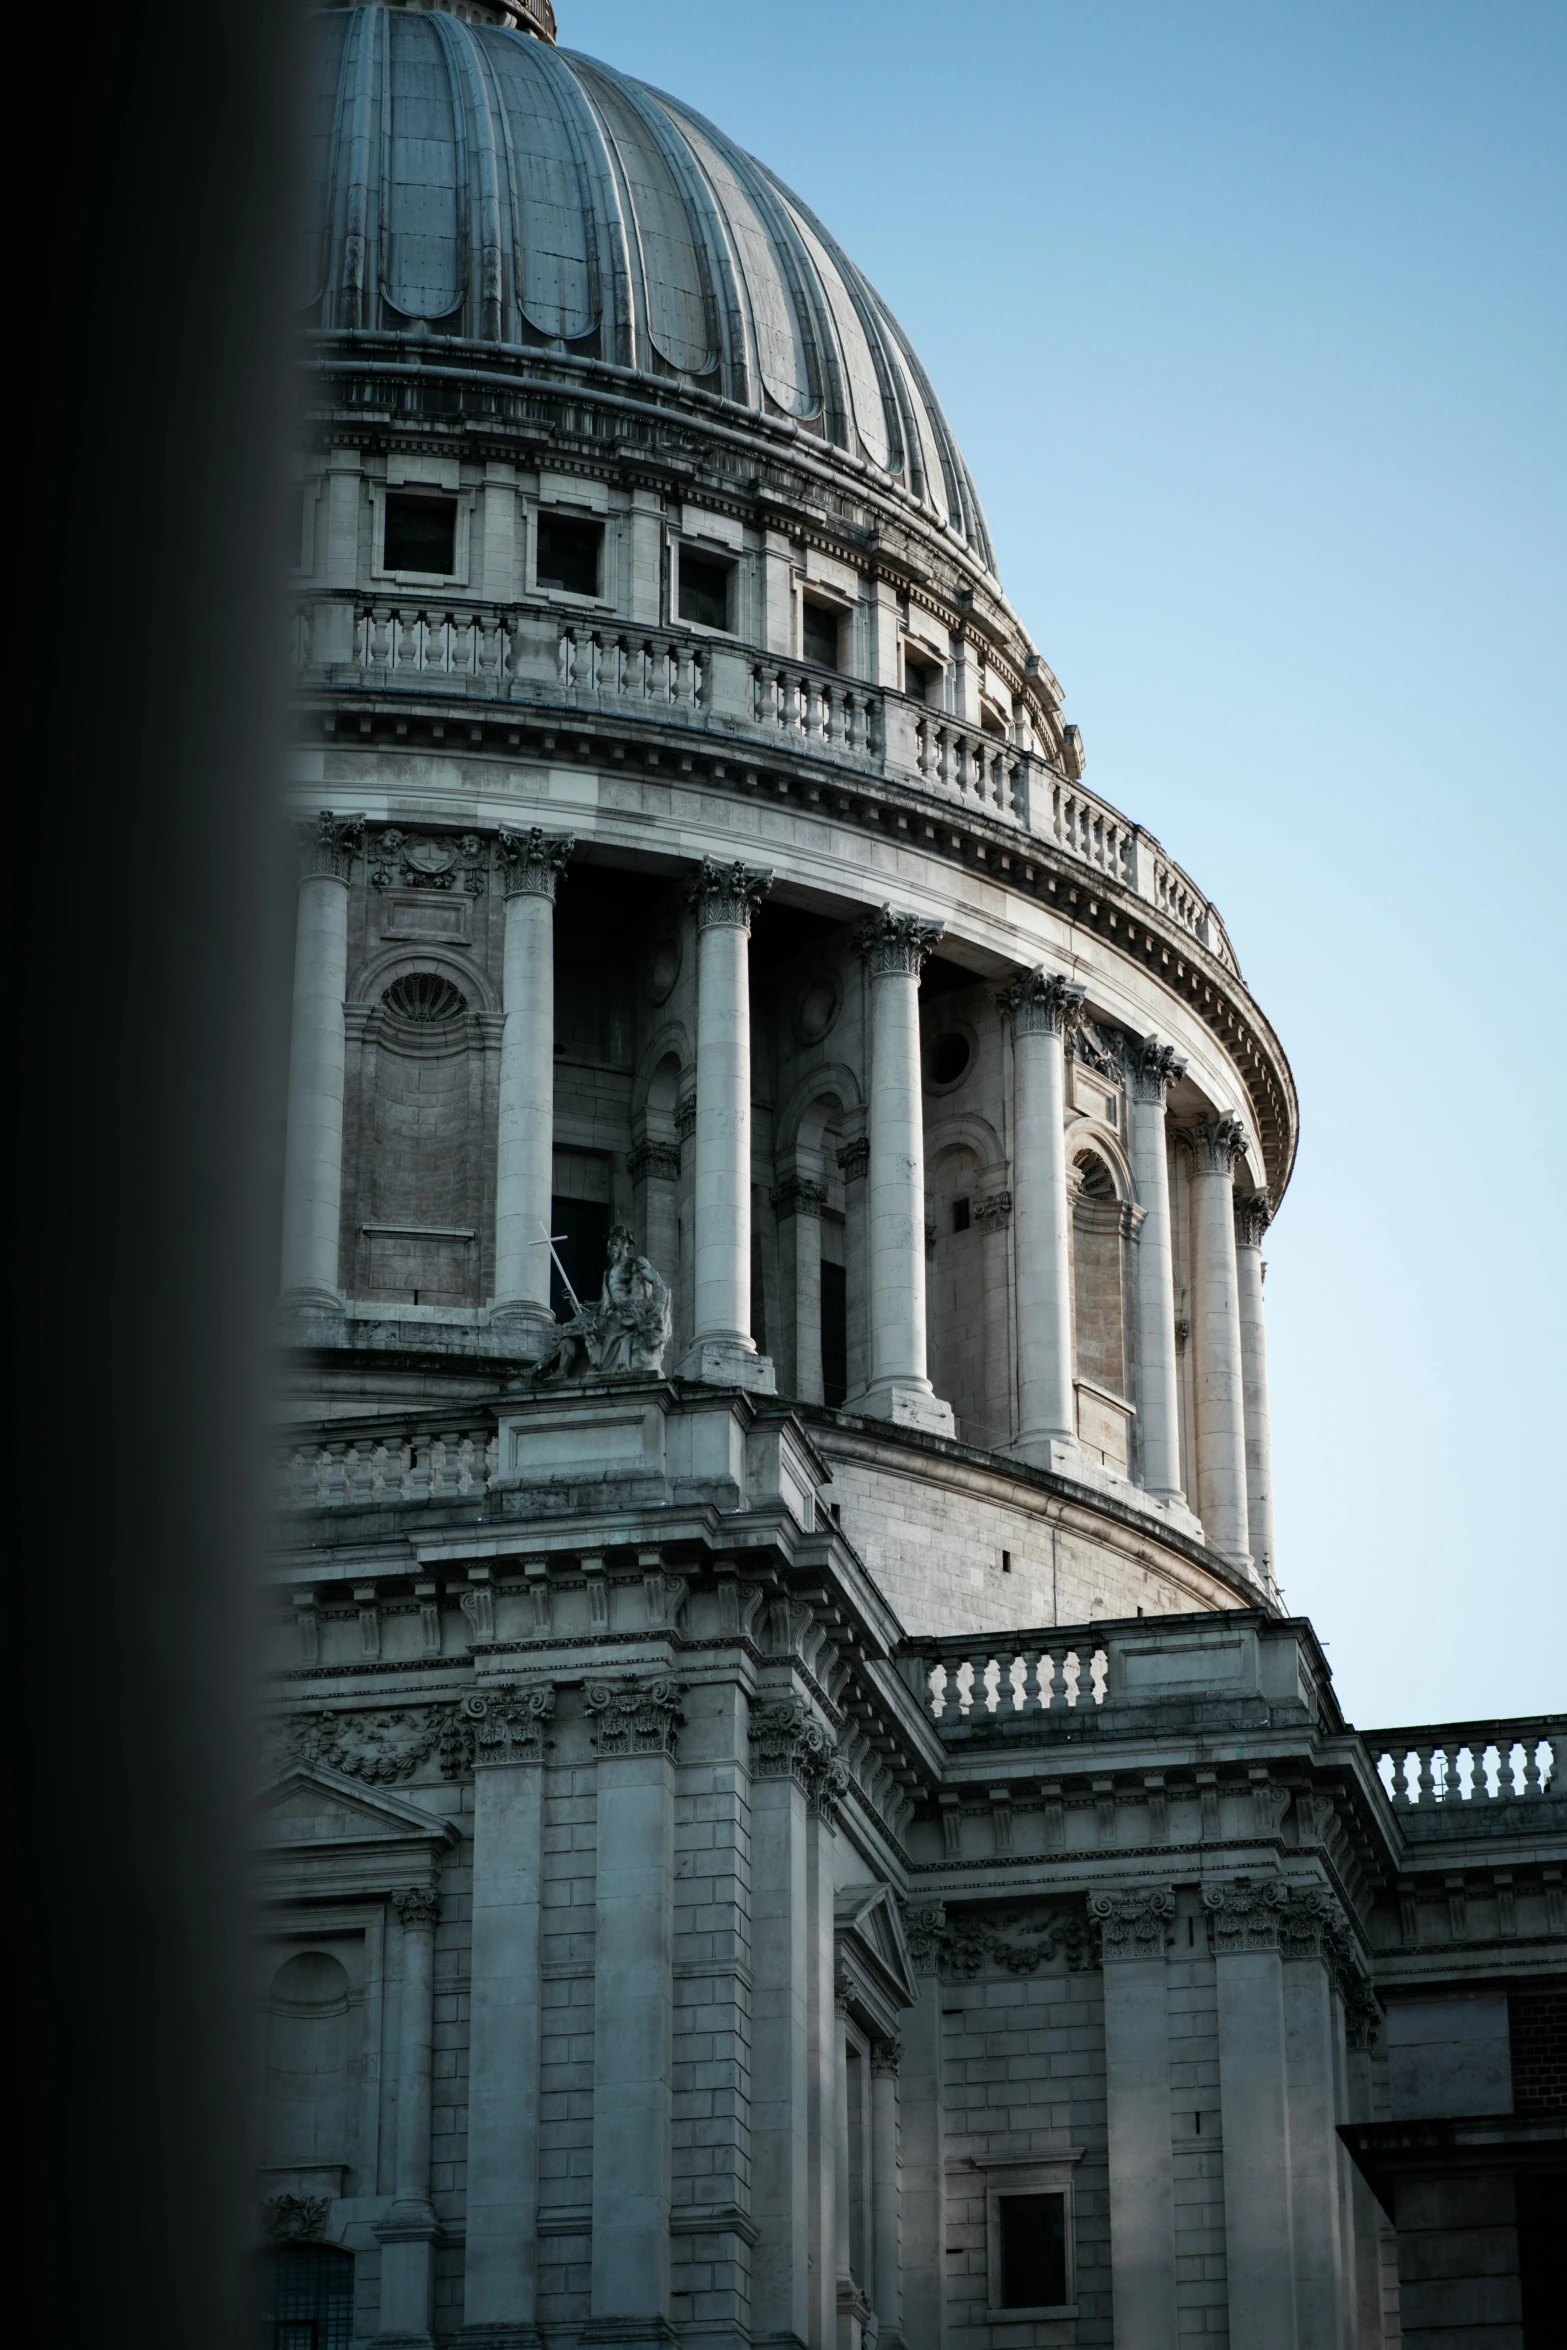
[491, 828, 572, 1358]
[846, 906, 953, 1435]
[280, 812, 363, 1306]
[997, 968, 1085, 1466]
[1234, 1191, 1278, 1590]
[680, 857, 776, 1390]
[1128, 1036, 1187, 1501]
[376, 1887, 440, 2346]
[1187, 1116, 1252, 1570]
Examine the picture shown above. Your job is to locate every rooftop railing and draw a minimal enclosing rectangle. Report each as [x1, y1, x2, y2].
[1362, 1721, 1562, 1810]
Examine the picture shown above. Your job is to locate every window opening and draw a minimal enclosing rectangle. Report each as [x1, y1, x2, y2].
[905, 657, 930, 703]
[821, 1260, 848, 1408]
[678, 552, 733, 630]
[952, 1197, 971, 1234]
[997, 2192, 1068, 2311]
[384, 492, 456, 575]
[258, 2244, 355, 2350]
[1001, 1549, 1012, 1574]
[802, 599, 840, 669]
[928, 1031, 970, 1087]
[537, 514, 602, 597]
[548, 1196, 609, 1322]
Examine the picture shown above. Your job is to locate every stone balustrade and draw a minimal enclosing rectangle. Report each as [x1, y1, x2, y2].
[916, 1630, 1111, 1722]
[276, 1426, 499, 1511]
[290, 595, 1235, 953]
[1363, 1719, 1563, 1810]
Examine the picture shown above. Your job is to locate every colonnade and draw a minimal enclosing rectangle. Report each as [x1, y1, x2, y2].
[280, 826, 1273, 1582]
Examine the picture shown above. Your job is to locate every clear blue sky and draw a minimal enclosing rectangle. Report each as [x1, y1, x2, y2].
[570, 0, 1566, 1727]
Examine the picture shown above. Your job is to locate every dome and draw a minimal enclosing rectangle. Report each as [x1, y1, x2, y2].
[304, 4, 998, 574]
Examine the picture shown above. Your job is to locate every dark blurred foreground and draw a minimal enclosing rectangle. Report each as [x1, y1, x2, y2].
[12, 2, 298, 2340]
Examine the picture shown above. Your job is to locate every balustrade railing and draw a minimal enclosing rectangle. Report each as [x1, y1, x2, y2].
[558, 621, 705, 711]
[1051, 782, 1138, 889]
[353, 602, 516, 685]
[751, 659, 880, 757]
[911, 1628, 1112, 1723]
[1364, 1720, 1562, 1809]
[914, 715, 1023, 817]
[277, 1428, 498, 1511]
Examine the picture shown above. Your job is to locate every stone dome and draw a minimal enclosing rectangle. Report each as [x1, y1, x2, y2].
[305, 4, 998, 574]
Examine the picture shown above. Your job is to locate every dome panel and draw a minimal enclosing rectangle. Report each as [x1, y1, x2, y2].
[300, 7, 352, 308]
[678, 121, 818, 420]
[572, 61, 715, 377]
[485, 31, 597, 339]
[385, 14, 464, 322]
[780, 200, 893, 473]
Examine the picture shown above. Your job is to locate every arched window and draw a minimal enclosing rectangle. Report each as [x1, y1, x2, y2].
[258, 2243, 354, 2350]
[1072, 1149, 1133, 1473]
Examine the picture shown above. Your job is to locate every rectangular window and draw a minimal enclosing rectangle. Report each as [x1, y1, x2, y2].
[548, 1196, 609, 1323]
[820, 1259, 848, 1407]
[997, 2193, 1067, 2311]
[951, 1197, 970, 1234]
[537, 513, 603, 597]
[802, 598, 840, 669]
[678, 551, 733, 630]
[905, 656, 929, 702]
[383, 491, 457, 575]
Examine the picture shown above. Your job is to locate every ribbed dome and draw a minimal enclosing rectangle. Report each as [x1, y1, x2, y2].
[305, 5, 998, 574]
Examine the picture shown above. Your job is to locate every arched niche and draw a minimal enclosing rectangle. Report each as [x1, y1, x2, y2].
[262, 1949, 357, 2182]
[1070, 1142, 1135, 1475]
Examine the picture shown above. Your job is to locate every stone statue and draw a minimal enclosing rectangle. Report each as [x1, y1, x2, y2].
[541, 1224, 672, 1380]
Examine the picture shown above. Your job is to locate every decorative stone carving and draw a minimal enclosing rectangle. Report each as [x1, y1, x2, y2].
[1130, 1033, 1188, 1103]
[496, 825, 573, 900]
[461, 1683, 556, 1766]
[263, 2193, 330, 2243]
[1186, 1114, 1249, 1175]
[1344, 1978, 1384, 2052]
[688, 854, 773, 931]
[771, 1177, 827, 1219]
[995, 966, 1086, 1036]
[973, 1190, 1013, 1232]
[370, 826, 488, 895]
[854, 903, 945, 976]
[299, 809, 364, 883]
[277, 1707, 446, 1783]
[900, 1901, 1095, 1980]
[391, 1886, 440, 1930]
[584, 1675, 685, 1758]
[1088, 1886, 1177, 1962]
[643, 1569, 689, 1631]
[1202, 1876, 1288, 1952]
[870, 2037, 902, 2078]
[460, 1583, 495, 1643]
[539, 1224, 672, 1379]
[749, 1698, 848, 1818]
[627, 1141, 681, 1184]
[1075, 1021, 1126, 1084]
[674, 1096, 698, 1142]
[1234, 1189, 1272, 1247]
[381, 973, 468, 1022]
[836, 1136, 870, 1183]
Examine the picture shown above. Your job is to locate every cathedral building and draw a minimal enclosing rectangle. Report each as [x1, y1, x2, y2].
[266, 6, 1564, 2343]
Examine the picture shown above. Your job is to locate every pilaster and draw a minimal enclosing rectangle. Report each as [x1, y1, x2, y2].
[1090, 1887, 1179, 2350]
[1203, 1879, 1299, 2350]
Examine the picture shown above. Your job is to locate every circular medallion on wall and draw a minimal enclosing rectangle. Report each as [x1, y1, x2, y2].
[644, 933, 682, 1006]
[924, 1026, 974, 1091]
[794, 971, 841, 1045]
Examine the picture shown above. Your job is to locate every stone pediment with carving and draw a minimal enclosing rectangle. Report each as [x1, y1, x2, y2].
[834, 1882, 918, 2032]
[257, 1763, 458, 1901]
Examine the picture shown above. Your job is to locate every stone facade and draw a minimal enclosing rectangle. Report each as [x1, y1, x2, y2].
[263, 9, 1565, 2345]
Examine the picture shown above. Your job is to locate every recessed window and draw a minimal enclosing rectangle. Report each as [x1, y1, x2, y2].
[537, 513, 602, 597]
[802, 598, 841, 669]
[928, 1031, 971, 1088]
[905, 657, 930, 703]
[259, 2244, 355, 2350]
[383, 491, 456, 575]
[678, 551, 734, 631]
[997, 2192, 1068, 2311]
[952, 1197, 971, 1234]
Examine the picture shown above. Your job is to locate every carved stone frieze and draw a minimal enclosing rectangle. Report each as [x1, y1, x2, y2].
[370, 826, 488, 895]
[391, 1886, 440, 1930]
[299, 810, 365, 884]
[900, 1900, 1095, 1980]
[263, 2194, 330, 2243]
[496, 825, 573, 901]
[688, 854, 773, 932]
[1088, 1886, 1177, 1963]
[273, 1706, 446, 1784]
[995, 967, 1086, 1037]
[854, 903, 945, 977]
[584, 1675, 685, 1758]
[461, 1683, 556, 1766]
[1128, 1034, 1186, 1106]
[1234, 1190, 1272, 1247]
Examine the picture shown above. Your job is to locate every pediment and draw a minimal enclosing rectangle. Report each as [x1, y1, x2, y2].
[835, 1882, 918, 2018]
[256, 1762, 459, 1854]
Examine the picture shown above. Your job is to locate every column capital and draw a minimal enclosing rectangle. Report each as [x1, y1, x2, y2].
[854, 902, 945, 977]
[391, 1886, 441, 1931]
[836, 1136, 870, 1184]
[297, 808, 364, 883]
[1087, 1886, 1176, 1962]
[771, 1176, 827, 1219]
[687, 853, 774, 931]
[870, 2037, 902, 2078]
[973, 1189, 1013, 1232]
[584, 1674, 685, 1758]
[995, 966, 1086, 1036]
[1233, 1188, 1271, 1247]
[627, 1140, 681, 1185]
[748, 1697, 848, 1819]
[1183, 1112, 1249, 1175]
[1129, 1032, 1188, 1103]
[1202, 1875, 1287, 1953]
[461, 1682, 556, 1766]
[497, 826, 574, 900]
